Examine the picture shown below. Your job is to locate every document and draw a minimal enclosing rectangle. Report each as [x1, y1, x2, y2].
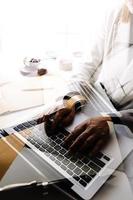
[0, 74, 67, 115]
[1, 83, 44, 113]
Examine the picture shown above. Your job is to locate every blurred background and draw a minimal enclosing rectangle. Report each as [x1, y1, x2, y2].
[0, 0, 123, 79]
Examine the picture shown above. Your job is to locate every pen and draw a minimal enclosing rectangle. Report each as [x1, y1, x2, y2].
[23, 87, 53, 92]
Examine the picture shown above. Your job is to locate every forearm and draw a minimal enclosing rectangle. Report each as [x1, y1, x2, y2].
[63, 91, 133, 134]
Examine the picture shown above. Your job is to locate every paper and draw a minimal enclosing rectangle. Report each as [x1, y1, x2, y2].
[0, 83, 44, 113]
[0, 74, 67, 115]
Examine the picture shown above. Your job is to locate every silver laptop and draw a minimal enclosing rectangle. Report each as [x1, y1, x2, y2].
[1, 83, 133, 200]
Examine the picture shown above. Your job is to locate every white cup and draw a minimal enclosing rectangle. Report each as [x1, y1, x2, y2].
[23, 57, 41, 72]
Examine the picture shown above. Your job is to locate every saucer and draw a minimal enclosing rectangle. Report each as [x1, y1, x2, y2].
[20, 66, 38, 77]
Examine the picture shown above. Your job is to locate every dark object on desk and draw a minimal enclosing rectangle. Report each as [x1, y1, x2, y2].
[0, 181, 47, 199]
[0, 179, 78, 200]
[37, 68, 47, 76]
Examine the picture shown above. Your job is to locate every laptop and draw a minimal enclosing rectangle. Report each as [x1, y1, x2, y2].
[0, 83, 133, 200]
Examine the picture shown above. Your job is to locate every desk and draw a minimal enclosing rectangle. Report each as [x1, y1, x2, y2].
[0, 65, 133, 199]
[0, 61, 72, 128]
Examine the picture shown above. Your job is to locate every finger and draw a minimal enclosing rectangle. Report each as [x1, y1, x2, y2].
[89, 138, 107, 157]
[44, 108, 68, 136]
[69, 127, 93, 152]
[52, 108, 70, 130]
[37, 114, 48, 124]
[37, 116, 44, 124]
[64, 122, 87, 145]
[44, 112, 60, 136]
[79, 133, 99, 152]
[62, 108, 75, 126]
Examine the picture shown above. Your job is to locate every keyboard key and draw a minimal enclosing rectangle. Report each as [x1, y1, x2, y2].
[49, 155, 56, 161]
[42, 143, 49, 149]
[34, 143, 40, 148]
[55, 139, 62, 144]
[67, 169, 73, 176]
[96, 152, 103, 159]
[60, 165, 67, 171]
[45, 152, 50, 157]
[68, 163, 76, 170]
[30, 135, 37, 141]
[49, 141, 56, 147]
[57, 155, 64, 161]
[65, 152, 72, 159]
[79, 179, 87, 187]
[1, 130, 9, 137]
[45, 138, 52, 144]
[23, 122, 31, 128]
[91, 157, 105, 168]
[30, 140, 36, 145]
[60, 142, 68, 149]
[59, 148, 67, 155]
[80, 173, 92, 183]
[81, 165, 90, 173]
[47, 146, 54, 153]
[29, 120, 37, 126]
[36, 138, 44, 145]
[62, 158, 70, 165]
[88, 162, 101, 172]
[76, 160, 84, 168]
[17, 124, 25, 131]
[103, 155, 110, 161]
[52, 151, 59, 157]
[55, 160, 61, 166]
[50, 135, 57, 140]
[39, 147, 46, 152]
[88, 169, 97, 178]
[70, 156, 78, 163]
[82, 157, 90, 164]
[73, 176, 80, 181]
[73, 167, 82, 176]
[14, 127, 21, 132]
[54, 145, 61, 151]
[57, 133, 64, 139]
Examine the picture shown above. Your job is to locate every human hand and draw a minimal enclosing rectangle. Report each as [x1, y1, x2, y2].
[64, 116, 112, 156]
[44, 105, 76, 136]
[37, 92, 84, 136]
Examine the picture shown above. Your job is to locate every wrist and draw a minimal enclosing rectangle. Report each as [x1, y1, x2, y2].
[63, 93, 86, 111]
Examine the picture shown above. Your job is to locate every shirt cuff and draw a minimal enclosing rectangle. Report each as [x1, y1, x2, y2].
[101, 112, 122, 124]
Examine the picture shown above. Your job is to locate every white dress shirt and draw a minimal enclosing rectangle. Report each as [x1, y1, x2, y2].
[70, 4, 133, 107]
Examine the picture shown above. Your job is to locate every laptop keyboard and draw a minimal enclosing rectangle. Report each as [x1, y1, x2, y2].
[13, 120, 111, 188]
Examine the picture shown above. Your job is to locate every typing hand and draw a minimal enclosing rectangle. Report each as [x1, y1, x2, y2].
[44, 106, 76, 136]
[64, 116, 112, 156]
